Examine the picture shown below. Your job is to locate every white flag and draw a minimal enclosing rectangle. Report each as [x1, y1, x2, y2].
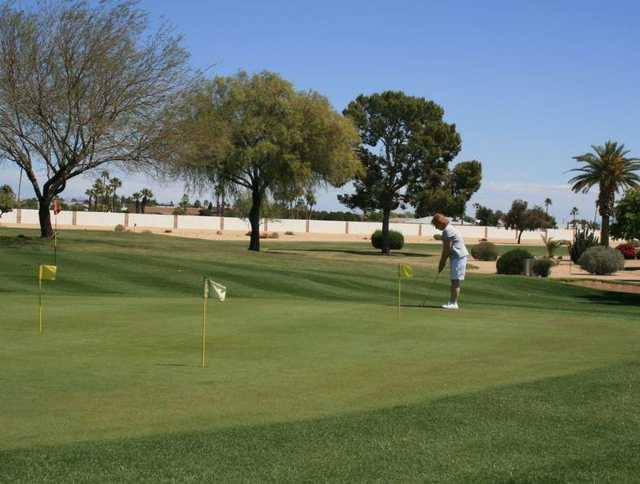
[204, 278, 226, 302]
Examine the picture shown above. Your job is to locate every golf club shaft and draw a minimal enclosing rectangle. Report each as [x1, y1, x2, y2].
[422, 272, 440, 307]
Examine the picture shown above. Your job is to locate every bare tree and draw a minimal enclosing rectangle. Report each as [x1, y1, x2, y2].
[0, 0, 188, 237]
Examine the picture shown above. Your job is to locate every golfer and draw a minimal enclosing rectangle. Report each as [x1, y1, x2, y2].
[432, 213, 468, 310]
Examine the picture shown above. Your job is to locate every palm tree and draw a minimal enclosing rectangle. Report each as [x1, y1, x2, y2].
[99, 170, 111, 208]
[91, 179, 106, 210]
[132, 192, 142, 213]
[140, 188, 153, 214]
[569, 141, 640, 246]
[569, 207, 579, 227]
[544, 198, 552, 214]
[109, 177, 122, 211]
[84, 189, 93, 210]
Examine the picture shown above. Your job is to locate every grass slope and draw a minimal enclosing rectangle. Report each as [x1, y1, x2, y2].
[0, 228, 638, 482]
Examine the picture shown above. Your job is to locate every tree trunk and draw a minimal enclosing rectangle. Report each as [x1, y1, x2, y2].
[248, 188, 262, 252]
[517, 230, 523, 244]
[38, 199, 54, 238]
[381, 207, 391, 255]
[601, 214, 610, 247]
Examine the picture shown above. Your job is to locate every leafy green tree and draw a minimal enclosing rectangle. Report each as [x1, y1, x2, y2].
[544, 198, 552, 214]
[0, 184, 15, 216]
[504, 200, 556, 244]
[163, 71, 360, 251]
[610, 189, 640, 241]
[304, 188, 317, 222]
[339, 91, 462, 255]
[0, 1, 188, 237]
[416, 160, 482, 223]
[474, 203, 501, 226]
[173, 194, 190, 215]
[569, 141, 640, 246]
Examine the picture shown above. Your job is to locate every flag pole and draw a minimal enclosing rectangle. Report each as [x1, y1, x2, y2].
[202, 278, 207, 368]
[397, 275, 401, 319]
[54, 215, 58, 265]
[38, 268, 43, 334]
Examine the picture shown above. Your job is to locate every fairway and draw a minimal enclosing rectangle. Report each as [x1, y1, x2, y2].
[1, 229, 639, 483]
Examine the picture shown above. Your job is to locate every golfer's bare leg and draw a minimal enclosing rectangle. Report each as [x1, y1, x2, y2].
[450, 279, 461, 304]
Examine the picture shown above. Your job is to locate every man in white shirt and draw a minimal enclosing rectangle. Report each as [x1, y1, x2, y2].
[432, 213, 469, 310]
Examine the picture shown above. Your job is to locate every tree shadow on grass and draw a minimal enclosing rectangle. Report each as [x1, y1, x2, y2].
[575, 292, 640, 306]
[576, 291, 640, 306]
[268, 248, 436, 258]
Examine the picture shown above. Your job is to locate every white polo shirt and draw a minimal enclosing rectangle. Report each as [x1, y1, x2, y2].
[442, 224, 469, 258]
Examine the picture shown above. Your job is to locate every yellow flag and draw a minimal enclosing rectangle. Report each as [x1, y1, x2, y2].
[39, 265, 57, 282]
[398, 264, 413, 278]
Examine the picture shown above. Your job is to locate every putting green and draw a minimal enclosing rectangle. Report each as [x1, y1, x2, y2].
[1, 229, 638, 482]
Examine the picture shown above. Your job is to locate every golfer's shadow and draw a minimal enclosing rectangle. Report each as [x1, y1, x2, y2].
[400, 304, 442, 309]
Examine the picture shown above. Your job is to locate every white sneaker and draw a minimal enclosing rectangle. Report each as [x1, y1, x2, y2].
[441, 302, 459, 310]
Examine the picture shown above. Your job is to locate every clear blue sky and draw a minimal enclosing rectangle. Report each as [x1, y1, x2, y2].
[2, 0, 639, 223]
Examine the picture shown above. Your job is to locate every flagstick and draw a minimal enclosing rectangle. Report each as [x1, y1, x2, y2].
[202, 286, 207, 368]
[397, 277, 401, 319]
[54, 213, 58, 266]
[38, 274, 43, 335]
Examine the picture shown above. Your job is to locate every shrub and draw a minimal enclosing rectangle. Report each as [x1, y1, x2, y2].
[496, 248, 533, 275]
[114, 224, 126, 232]
[570, 228, 599, 263]
[616, 243, 637, 260]
[532, 258, 554, 277]
[433, 233, 442, 241]
[541, 233, 562, 258]
[371, 230, 404, 250]
[285, 231, 294, 236]
[268, 232, 280, 239]
[470, 241, 498, 261]
[578, 246, 625, 275]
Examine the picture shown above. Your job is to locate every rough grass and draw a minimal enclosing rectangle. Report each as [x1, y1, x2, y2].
[0, 228, 638, 483]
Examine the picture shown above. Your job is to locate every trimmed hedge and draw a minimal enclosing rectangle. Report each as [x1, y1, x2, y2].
[371, 230, 404, 250]
[470, 242, 498, 261]
[532, 258, 554, 277]
[578, 246, 624, 275]
[496, 248, 533, 275]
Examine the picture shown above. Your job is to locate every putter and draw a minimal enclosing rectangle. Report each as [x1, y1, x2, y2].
[421, 272, 441, 307]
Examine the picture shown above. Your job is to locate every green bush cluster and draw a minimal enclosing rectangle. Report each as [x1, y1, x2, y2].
[496, 248, 533, 275]
[570, 228, 599, 263]
[532, 258, 555, 277]
[371, 230, 404, 250]
[470, 241, 498, 261]
[578, 246, 624, 275]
